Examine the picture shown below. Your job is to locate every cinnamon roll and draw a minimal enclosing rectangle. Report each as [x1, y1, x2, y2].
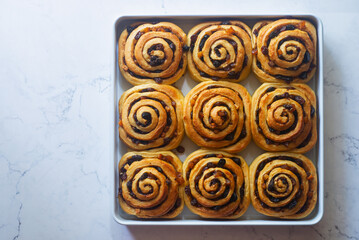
[118, 151, 184, 218]
[187, 21, 252, 82]
[250, 152, 317, 219]
[251, 83, 317, 153]
[119, 84, 184, 151]
[183, 149, 250, 219]
[252, 19, 317, 83]
[118, 22, 188, 85]
[183, 81, 251, 153]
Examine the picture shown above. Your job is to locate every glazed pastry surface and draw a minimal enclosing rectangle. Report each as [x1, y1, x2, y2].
[183, 149, 250, 219]
[252, 19, 317, 83]
[118, 22, 187, 85]
[118, 151, 184, 218]
[187, 21, 252, 82]
[119, 84, 184, 151]
[250, 152, 317, 219]
[183, 81, 251, 153]
[251, 83, 317, 153]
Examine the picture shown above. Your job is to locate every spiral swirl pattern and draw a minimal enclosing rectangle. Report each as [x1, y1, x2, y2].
[119, 84, 184, 151]
[251, 83, 317, 153]
[187, 21, 252, 82]
[118, 22, 188, 85]
[118, 151, 184, 218]
[183, 150, 249, 219]
[252, 19, 317, 83]
[183, 81, 251, 153]
[250, 152, 317, 219]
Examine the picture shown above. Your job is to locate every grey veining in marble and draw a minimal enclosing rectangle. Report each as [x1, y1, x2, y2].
[1, 0, 359, 239]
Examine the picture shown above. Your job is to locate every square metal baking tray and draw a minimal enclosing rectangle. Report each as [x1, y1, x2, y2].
[112, 14, 323, 225]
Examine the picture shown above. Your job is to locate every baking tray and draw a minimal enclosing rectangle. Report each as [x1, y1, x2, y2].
[112, 15, 324, 225]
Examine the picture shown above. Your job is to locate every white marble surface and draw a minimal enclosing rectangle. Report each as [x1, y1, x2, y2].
[1, 0, 359, 239]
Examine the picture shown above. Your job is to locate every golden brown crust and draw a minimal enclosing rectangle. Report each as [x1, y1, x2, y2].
[252, 19, 317, 83]
[118, 22, 187, 85]
[118, 151, 184, 218]
[183, 81, 251, 153]
[183, 149, 250, 219]
[187, 21, 252, 83]
[249, 152, 317, 219]
[119, 84, 184, 151]
[251, 83, 317, 153]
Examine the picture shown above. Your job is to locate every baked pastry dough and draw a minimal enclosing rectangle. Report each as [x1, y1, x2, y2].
[187, 21, 252, 82]
[119, 84, 184, 151]
[183, 81, 251, 153]
[251, 83, 317, 153]
[118, 151, 184, 218]
[250, 152, 317, 219]
[183, 149, 250, 219]
[118, 22, 188, 85]
[252, 19, 317, 83]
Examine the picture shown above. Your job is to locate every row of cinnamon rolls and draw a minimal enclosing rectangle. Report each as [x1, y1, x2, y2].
[118, 82, 317, 153]
[118, 150, 317, 219]
[118, 19, 317, 85]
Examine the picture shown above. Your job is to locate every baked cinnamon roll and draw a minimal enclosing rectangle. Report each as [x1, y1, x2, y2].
[118, 151, 184, 218]
[252, 19, 317, 83]
[183, 81, 251, 153]
[119, 84, 184, 151]
[251, 83, 317, 153]
[183, 150, 250, 219]
[118, 22, 188, 85]
[250, 152, 317, 219]
[187, 21, 252, 82]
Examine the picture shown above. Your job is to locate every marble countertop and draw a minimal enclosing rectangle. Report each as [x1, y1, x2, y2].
[1, 0, 359, 239]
